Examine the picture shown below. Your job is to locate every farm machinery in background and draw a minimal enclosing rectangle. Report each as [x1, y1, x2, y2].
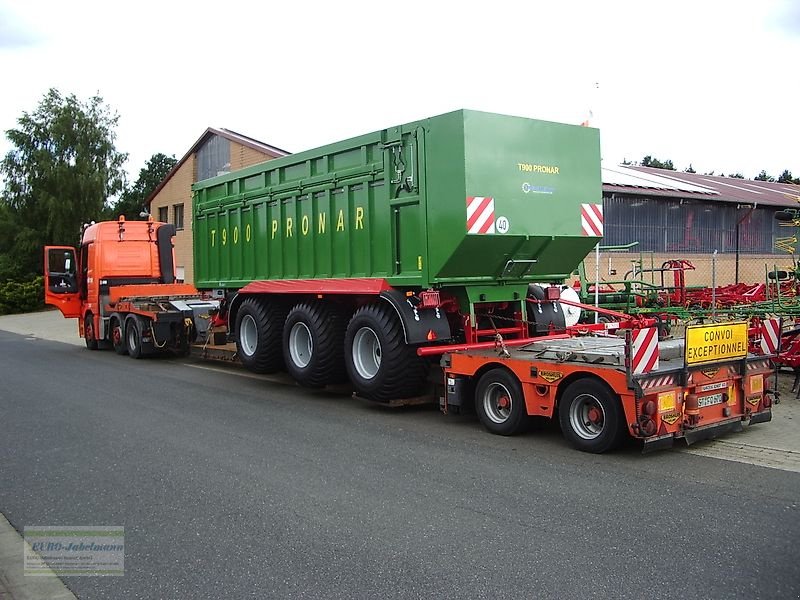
[571, 245, 800, 381]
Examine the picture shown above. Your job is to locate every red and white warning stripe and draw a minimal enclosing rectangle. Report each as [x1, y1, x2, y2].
[581, 203, 603, 237]
[639, 374, 677, 389]
[466, 196, 495, 234]
[747, 360, 771, 372]
[631, 327, 659, 374]
[760, 318, 781, 355]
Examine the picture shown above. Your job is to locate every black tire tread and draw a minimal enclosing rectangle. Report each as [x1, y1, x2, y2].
[111, 314, 127, 355]
[284, 301, 347, 387]
[474, 368, 528, 436]
[84, 313, 99, 351]
[236, 297, 287, 374]
[345, 303, 429, 401]
[126, 315, 144, 359]
[558, 378, 625, 453]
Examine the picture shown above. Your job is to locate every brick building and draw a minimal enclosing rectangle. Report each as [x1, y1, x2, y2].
[146, 128, 288, 282]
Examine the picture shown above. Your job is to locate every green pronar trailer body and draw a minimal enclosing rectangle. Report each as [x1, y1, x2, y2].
[193, 109, 601, 297]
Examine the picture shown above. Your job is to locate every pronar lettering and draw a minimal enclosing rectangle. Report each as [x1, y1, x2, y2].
[517, 162, 560, 175]
[209, 207, 365, 247]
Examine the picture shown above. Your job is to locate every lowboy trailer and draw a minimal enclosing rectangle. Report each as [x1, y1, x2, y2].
[442, 319, 776, 453]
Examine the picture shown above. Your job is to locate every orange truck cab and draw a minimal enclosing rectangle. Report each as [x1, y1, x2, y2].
[44, 217, 216, 356]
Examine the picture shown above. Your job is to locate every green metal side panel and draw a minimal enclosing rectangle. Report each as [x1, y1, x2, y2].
[193, 110, 601, 291]
[194, 131, 412, 288]
[426, 110, 601, 284]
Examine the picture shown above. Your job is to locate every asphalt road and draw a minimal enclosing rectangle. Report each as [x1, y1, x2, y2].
[1, 330, 799, 599]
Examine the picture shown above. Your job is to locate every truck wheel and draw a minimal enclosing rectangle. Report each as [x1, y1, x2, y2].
[84, 314, 99, 351]
[235, 297, 287, 374]
[559, 378, 625, 453]
[344, 303, 429, 401]
[474, 368, 528, 436]
[283, 302, 347, 387]
[126, 315, 145, 359]
[110, 315, 127, 355]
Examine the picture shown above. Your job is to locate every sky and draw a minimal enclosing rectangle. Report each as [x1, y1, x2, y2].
[0, 0, 799, 186]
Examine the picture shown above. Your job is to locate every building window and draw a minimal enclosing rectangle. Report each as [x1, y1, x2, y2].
[196, 134, 231, 181]
[158, 206, 168, 223]
[603, 195, 776, 254]
[174, 204, 184, 230]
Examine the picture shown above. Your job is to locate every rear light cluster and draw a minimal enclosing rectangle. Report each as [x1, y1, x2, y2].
[634, 389, 685, 438]
[638, 398, 658, 436]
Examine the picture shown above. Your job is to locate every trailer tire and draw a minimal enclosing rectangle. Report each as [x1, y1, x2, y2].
[110, 315, 127, 355]
[84, 313, 99, 351]
[283, 302, 347, 387]
[235, 297, 287, 374]
[474, 368, 528, 436]
[559, 378, 625, 453]
[344, 303, 429, 401]
[125, 315, 145, 359]
[526, 284, 567, 336]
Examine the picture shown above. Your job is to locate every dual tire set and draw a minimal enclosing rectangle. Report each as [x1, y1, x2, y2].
[474, 369, 626, 453]
[85, 313, 185, 360]
[234, 298, 429, 402]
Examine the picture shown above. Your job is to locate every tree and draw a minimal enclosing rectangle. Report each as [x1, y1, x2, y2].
[777, 169, 800, 184]
[0, 89, 126, 275]
[754, 170, 775, 182]
[728, 172, 745, 179]
[684, 164, 696, 173]
[641, 155, 675, 170]
[109, 153, 177, 220]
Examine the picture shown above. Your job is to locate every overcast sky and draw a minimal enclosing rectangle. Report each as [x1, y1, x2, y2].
[1, 0, 798, 184]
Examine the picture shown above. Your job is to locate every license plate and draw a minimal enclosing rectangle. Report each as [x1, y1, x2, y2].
[698, 392, 724, 408]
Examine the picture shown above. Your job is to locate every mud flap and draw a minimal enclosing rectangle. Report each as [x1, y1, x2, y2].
[683, 420, 744, 446]
[749, 410, 772, 425]
[642, 435, 675, 453]
[379, 290, 451, 344]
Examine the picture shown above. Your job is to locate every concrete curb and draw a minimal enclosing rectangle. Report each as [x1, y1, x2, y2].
[0, 513, 76, 600]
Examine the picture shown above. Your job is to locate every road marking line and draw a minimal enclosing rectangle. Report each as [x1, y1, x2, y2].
[183, 362, 291, 384]
[680, 440, 800, 473]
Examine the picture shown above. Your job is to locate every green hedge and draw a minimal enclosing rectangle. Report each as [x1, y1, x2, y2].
[0, 277, 45, 315]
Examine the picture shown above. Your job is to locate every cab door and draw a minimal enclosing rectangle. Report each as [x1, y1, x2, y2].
[44, 246, 82, 318]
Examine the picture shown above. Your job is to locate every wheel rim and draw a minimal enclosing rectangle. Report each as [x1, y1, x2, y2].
[482, 382, 513, 424]
[112, 323, 122, 346]
[569, 393, 606, 439]
[352, 327, 381, 380]
[240, 314, 258, 357]
[85, 318, 94, 342]
[288, 322, 313, 368]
